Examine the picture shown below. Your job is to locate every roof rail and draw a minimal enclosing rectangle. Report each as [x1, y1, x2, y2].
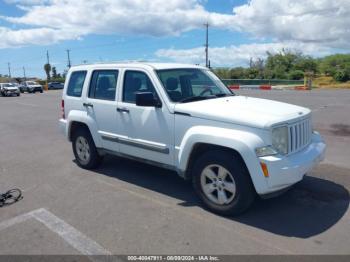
[73, 60, 153, 67]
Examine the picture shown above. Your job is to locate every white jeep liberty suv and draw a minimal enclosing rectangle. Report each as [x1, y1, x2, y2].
[59, 62, 326, 215]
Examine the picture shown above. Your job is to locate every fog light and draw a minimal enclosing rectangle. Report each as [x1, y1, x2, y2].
[260, 162, 269, 177]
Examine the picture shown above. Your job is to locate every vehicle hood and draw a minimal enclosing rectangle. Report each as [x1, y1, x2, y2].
[28, 84, 41, 87]
[174, 96, 311, 129]
[2, 86, 18, 91]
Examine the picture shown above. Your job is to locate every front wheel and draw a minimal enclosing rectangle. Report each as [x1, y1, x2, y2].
[72, 128, 102, 169]
[192, 150, 255, 216]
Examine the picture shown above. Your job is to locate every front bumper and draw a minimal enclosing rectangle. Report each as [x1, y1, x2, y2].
[32, 86, 43, 92]
[3, 89, 20, 96]
[258, 132, 326, 194]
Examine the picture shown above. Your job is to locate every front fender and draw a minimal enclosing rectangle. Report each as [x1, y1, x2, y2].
[67, 110, 102, 148]
[177, 126, 268, 194]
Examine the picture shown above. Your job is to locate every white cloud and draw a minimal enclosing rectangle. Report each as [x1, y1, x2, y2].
[231, 0, 350, 49]
[4, 0, 51, 5]
[0, 0, 237, 48]
[0, 26, 80, 49]
[156, 42, 333, 67]
[0, 0, 349, 55]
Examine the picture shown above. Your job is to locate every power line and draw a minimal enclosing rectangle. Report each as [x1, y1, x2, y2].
[204, 22, 209, 68]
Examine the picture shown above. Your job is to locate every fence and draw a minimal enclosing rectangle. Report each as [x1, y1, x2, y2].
[221, 79, 304, 86]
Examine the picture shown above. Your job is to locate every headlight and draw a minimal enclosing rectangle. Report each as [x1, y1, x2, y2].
[255, 146, 278, 157]
[272, 126, 289, 155]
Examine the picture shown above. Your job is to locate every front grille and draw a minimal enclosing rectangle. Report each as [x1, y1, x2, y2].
[288, 117, 312, 154]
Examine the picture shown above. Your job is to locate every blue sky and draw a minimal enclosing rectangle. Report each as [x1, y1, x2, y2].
[0, 0, 349, 78]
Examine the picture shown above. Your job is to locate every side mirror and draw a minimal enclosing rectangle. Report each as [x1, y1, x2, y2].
[135, 92, 162, 108]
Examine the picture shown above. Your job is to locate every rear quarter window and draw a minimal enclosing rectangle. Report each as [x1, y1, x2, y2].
[66, 71, 87, 97]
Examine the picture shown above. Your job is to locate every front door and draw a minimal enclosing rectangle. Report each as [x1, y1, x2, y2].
[116, 69, 174, 166]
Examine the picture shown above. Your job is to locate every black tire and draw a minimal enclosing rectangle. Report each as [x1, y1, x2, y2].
[192, 150, 255, 216]
[17, 93, 20, 97]
[72, 127, 102, 169]
[40, 90, 43, 93]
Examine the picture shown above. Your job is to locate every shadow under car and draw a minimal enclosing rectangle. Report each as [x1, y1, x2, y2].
[82, 155, 349, 239]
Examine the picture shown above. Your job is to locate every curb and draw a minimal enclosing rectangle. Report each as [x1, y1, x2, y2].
[228, 85, 310, 91]
[228, 85, 272, 90]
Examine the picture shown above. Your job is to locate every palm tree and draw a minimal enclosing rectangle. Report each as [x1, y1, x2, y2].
[44, 63, 51, 81]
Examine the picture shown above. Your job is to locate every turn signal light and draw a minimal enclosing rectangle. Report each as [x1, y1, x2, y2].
[260, 162, 269, 177]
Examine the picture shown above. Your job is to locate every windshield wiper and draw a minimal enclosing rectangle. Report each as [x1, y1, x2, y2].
[215, 93, 235, 98]
[179, 96, 214, 103]
[179, 94, 234, 103]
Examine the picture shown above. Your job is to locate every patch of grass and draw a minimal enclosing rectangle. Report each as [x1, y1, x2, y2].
[0, 77, 11, 83]
[313, 76, 350, 89]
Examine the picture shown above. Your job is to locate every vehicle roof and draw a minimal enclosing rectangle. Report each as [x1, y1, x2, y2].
[70, 62, 207, 71]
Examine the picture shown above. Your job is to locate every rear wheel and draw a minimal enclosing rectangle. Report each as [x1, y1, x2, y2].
[72, 128, 102, 169]
[192, 150, 255, 216]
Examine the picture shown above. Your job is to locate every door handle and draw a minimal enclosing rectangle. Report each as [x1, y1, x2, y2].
[83, 103, 94, 108]
[117, 107, 130, 113]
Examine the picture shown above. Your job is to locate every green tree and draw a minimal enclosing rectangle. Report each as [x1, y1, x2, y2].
[334, 69, 349, 82]
[289, 70, 305, 80]
[319, 54, 350, 81]
[52, 66, 57, 79]
[229, 67, 246, 79]
[294, 56, 318, 73]
[44, 63, 51, 81]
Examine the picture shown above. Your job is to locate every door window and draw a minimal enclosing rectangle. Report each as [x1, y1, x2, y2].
[89, 70, 118, 101]
[123, 71, 157, 104]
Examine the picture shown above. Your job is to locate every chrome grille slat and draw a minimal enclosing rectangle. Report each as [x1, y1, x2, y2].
[288, 117, 312, 154]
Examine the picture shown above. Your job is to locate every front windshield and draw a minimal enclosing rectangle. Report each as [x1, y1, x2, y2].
[156, 68, 232, 103]
[27, 81, 37, 85]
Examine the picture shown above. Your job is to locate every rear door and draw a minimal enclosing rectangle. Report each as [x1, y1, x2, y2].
[84, 69, 120, 152]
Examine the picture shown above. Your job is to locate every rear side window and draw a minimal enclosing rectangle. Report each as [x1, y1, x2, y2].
[89, 70, 118, 101]
[66, 71, 87, 97]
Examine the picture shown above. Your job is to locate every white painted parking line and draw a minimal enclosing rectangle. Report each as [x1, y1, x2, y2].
[0, 212, 32, 232]
[0, 208, 111, 257]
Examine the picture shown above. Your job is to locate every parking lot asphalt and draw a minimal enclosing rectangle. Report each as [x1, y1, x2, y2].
[0, 89, 350, 255]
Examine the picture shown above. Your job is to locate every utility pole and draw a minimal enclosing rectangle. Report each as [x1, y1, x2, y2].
[46, 50, 50, 64]
[66, 49, 71, 68]
[204, 22, 209, 68]
[7, 62, 11, 79]
[23, 66, 26, 81]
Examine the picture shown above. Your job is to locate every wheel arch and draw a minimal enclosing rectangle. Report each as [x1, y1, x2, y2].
[67, 111, 102, 148]
[185, 143, 248, 178]
[177, 126, 269, 194]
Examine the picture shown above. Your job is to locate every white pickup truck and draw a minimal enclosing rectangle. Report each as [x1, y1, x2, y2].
[59, 63, 326, 215]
